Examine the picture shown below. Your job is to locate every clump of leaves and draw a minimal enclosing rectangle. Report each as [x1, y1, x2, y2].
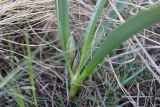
[55, 0, 160, 98]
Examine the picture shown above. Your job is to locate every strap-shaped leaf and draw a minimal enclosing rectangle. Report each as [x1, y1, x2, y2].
[55, 0, 74, 79]
[80, 0, 107, 65]
[70, 3, 160, 98]
[55, 0, 69, 50]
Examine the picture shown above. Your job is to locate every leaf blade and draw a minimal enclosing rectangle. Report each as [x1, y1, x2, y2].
[80, 3, 160, 81]
[55, 0, 70, 50]
[55, 0, 74, 79]
[70, 3, 160, 97]
[80, 0, 107, 65]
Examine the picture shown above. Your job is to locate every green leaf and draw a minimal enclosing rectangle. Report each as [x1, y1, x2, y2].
[80, 0, 107, 66]
[55, 0, 69, 50]
[70, 3, 160, 98]
[24, 32, 38, 107]
[55, 0, 74, 79]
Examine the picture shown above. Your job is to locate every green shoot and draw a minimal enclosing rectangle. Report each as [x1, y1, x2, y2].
[80, 0, 107, 67]
[24, 32, 38, 107]
[55, 0, 160, 98]
[55, 0, 74, 79]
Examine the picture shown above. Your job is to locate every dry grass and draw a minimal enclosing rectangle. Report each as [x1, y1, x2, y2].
[0, 0, 160, 106]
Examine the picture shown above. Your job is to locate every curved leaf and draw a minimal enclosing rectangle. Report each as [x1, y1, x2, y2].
[70, 3, 160, 98]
